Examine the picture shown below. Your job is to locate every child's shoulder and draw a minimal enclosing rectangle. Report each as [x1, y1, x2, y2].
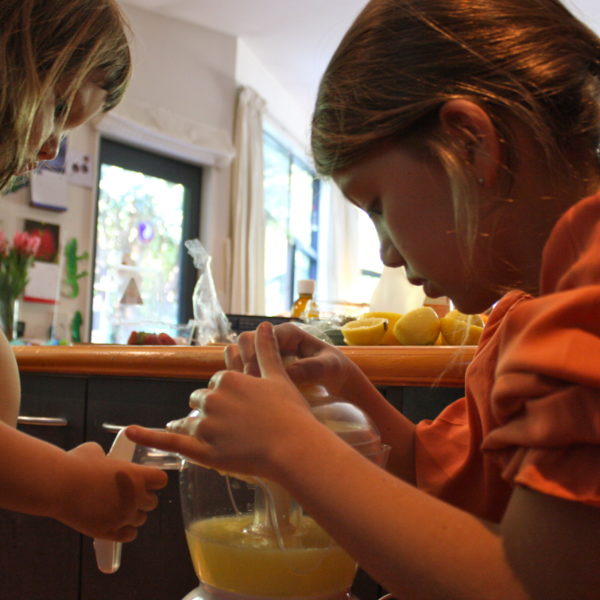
[0, 329, 20, 426]
[541, 189, 600, 293]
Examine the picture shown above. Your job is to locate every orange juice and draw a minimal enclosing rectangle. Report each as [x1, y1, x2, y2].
[185, 514, 357, 597]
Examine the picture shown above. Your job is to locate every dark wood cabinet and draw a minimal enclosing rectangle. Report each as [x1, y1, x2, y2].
[7, 345, 469, 600]
[80, 377, 201, 600]
[0, 376, 85, 600]
[0, 374, 201, 600]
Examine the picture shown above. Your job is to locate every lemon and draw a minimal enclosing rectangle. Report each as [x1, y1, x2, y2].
[439, 310, 484, 345]
[362, 311, 402, 345]
[392, 307, 440, 345]
[443, 309, 484, 328]
[341, 317, 388, 345]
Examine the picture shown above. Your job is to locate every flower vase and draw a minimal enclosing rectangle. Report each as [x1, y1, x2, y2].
[0, 294, 18, 341]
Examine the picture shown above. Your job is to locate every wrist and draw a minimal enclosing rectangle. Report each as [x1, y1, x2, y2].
[336, 362, 382, 409]
[44, 449, 82, 523]
[268, 416, 350, 489]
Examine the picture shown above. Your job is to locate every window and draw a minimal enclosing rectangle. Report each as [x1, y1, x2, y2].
[90, 139, 201, 343]
[356, 210, 383, 303]
[263, 132, 320, 315]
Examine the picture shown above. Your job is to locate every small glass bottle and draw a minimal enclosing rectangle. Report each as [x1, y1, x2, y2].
[303, 297, 320, 322]
[290, 279, 315, 319]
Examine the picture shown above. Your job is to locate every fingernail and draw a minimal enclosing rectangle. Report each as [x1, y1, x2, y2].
[259, 321, 273, 334]
[166, 419, 184, 432]
[189, 389, 204, 407]
[167, 416, 202, 435]
[125, 426, 137, 439]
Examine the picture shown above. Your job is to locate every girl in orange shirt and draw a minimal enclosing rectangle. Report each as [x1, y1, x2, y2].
[128, 1, 600, 597]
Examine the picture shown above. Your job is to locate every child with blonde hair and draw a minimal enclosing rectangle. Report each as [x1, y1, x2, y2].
[0, 0, 167, 542]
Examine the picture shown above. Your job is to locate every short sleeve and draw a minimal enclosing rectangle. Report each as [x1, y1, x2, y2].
[481, 195, 600, 507]
[413, 292, 524, 521]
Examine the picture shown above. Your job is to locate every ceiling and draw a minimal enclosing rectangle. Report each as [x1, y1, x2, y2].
[120, 0, 600, 119]
[119, 0, 368, 117]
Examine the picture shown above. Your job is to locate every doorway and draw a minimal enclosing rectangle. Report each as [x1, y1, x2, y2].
[90, 139, 202, 343]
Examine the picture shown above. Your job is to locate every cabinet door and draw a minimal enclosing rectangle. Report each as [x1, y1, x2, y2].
[0, 375, 86, 600]
[80, 377, 202, 600]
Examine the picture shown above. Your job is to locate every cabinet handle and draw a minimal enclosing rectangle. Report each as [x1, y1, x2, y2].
[17, 416, 68, 427]
[102, 423, 167, 434]
[102, 423, 126, 434]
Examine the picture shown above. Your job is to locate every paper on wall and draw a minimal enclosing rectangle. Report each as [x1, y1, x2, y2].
[30, 169, 68, 211]
[23, 261, 60, 304]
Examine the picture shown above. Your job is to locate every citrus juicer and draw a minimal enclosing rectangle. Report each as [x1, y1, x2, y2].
[94, 383, 390, 600]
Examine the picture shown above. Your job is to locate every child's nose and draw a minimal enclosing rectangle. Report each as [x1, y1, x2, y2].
[380, 241, 404, 268]
[37, 135, 60, 161]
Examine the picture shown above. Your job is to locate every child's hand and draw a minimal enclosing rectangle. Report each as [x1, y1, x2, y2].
[55, 442, 168, 541]
[225, 322, 357, 396]
[127, 322, 333, 481]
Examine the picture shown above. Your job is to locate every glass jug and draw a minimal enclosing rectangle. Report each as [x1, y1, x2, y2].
[95, 387, 390, 600]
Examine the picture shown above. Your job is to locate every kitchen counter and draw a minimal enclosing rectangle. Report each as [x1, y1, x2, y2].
[6, 343, 474, 600]
[13, 343, 475, 387]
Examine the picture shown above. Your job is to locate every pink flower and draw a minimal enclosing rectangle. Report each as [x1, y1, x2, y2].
[13, 231, 41, 257]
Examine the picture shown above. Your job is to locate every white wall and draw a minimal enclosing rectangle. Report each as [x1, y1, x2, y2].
[0, 123, 99, 340]
[1, 4, 315, 341]
[111, 3, 239, 306]
[235, 39, 312, 159]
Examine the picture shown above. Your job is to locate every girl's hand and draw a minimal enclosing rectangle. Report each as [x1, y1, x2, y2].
[55, 442, 167, 541]
[225, 322, 358, 397]
[226, 322, 416, 483]
[127, 322, 330, 481]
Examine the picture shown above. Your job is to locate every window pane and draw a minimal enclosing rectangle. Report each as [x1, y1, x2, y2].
[358, 210, 383, 275]
[91, 165, 185, 343]
[289, 162, 315, 248]
[353, 210, 383, 304]
[294, 250, 312, 287]
[263, 131, 319, 314]
[263, 138, 290, 225]
[264, 219, 290, 316]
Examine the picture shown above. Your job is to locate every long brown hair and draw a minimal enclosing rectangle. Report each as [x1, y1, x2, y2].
[312, 0, 600, 254]
[0, 0, 131, 189]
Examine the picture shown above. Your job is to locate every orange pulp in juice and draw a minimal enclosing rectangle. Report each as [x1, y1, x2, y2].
[185, 514, 357, 597]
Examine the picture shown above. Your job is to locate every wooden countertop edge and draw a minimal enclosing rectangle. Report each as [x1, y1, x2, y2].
[13, 344, 475, 388]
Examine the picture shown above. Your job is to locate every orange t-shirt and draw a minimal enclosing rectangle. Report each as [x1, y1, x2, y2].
[414, 192, 600, 521]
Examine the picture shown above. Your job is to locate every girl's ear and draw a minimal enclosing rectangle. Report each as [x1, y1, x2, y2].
[438, 99, 502, 186]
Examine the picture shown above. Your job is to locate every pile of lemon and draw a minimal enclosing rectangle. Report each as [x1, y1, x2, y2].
[340, 308, 485, 346]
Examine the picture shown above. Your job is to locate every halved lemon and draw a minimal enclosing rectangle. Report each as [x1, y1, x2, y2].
[439, 310, 484, 345]
[443, 309, 484, 328]
[362, 311, 402, 345]
[392, 307, 440, 345]
[341, 317, 388, 345]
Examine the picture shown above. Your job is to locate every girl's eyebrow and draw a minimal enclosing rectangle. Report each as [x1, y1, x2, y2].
[340, 189, 361, 208]
[335, 177, 358, 204]
[342, 182, 368, 208]
[344, 193, 359, 206]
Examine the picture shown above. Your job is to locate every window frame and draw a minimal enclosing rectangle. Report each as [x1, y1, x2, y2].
[90, 138, 202, 339]
[263, 131, 320, 313]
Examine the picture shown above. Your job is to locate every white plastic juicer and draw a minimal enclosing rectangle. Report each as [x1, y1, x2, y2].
[94, 384, 390, 600]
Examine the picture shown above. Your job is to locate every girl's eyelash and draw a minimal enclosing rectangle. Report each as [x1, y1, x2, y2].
[54, 99, 68, 119]
[367, 200, 382, 217]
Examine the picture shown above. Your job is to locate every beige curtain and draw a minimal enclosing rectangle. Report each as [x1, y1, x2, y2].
[228, 86, 267, 314]
[317, 181, 363, 305]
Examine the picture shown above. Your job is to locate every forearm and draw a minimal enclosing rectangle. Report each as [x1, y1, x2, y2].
[0, 421, 74, 518]
[273, 427, 527, 600]
[336, 362, 416, 482]
[0, 330, 20, 426]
